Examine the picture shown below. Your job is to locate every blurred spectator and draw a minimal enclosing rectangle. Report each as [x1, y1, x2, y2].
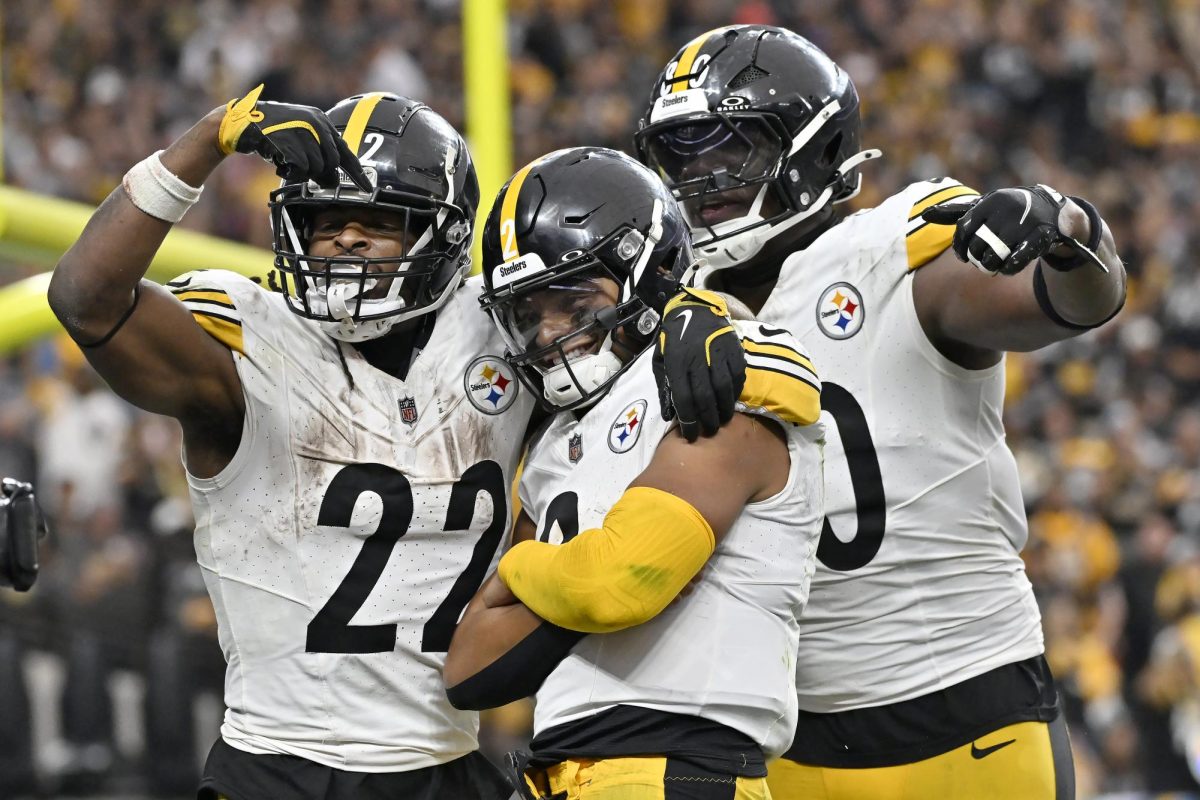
[1, 0, 1198, 796]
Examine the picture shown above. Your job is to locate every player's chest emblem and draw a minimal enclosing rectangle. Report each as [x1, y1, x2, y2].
[464, 355, 520, 414]
[609, 399, 647, 454]
[398, 395, 419, 426]
[816, 282, 865, 339]
[568, 432, 583, 463]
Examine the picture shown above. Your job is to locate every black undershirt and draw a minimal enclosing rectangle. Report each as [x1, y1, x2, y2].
[529, 705, 767, 777]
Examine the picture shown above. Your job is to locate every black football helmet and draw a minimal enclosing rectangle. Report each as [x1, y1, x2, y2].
[479, 147, 693, 411]
[270, 92, 478, 341]
[634, 26, 880, 270]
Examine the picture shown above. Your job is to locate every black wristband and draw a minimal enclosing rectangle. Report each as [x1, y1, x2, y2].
[1042, 196, 1104, 272]
[1032, 263, 1123, 331]
[77, 283, 143, 349]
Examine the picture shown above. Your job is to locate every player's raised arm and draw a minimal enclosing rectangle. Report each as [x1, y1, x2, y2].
[912, 185, 1126, 367]
[47, 87, 368, 461]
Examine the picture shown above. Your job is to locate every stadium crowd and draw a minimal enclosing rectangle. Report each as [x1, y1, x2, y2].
[1, 0, 1197, 796]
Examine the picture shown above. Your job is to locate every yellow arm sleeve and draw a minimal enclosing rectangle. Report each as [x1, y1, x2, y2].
[498, 486, 715, 634]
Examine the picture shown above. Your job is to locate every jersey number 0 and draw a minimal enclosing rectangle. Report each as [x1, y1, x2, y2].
[816, 383, 887, 571]
[305, 460, 507, 654]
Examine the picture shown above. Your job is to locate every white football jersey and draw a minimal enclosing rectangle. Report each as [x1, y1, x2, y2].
[519, 330, 825, 760]
[698, 178, 1044, 712]
[177, 271, 532, 771]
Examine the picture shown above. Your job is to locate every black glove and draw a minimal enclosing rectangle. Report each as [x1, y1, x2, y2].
[653, 287, 746, 442]
[0, 479, 48, 592]
[218, 84, 371, 191]
[922, 184, 1107, 275]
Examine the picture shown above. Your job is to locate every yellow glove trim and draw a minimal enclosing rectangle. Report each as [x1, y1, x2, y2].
[218, 84, 267, 156]
[703, 325, 736, 365]
[664, 287, 730, 319]
[259, 120, 321, 144]
[499, 486, 715, 633]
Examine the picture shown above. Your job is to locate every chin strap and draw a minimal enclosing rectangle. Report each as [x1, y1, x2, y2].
[695, 147, 882, 270]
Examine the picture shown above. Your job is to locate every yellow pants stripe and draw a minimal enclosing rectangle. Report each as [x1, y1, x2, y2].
[766, 720, 1064, 800]
[530, 756, 772, 799]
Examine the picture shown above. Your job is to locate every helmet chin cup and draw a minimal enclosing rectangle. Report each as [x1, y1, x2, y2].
[318, 316, 398, 343]
[541, 350, 623, 408]
[694, 183, 834, 270]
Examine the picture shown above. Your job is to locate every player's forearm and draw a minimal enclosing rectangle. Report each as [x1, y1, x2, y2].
[444, 602, 583, 711]
[443, 598, 544, 691]
[1038, 210, 1125, 326]
[49, 109, 226, 341]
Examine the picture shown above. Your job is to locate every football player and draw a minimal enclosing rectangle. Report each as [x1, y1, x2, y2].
[635, 26, 1126, 800]
[441, 147, 825, 800]
[47, 88, 781, 799]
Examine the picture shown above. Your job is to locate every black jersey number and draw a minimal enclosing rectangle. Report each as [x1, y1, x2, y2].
[305, 460, 507, 654]
[537, 491, 580, 544]
[815, 383, 887, 571]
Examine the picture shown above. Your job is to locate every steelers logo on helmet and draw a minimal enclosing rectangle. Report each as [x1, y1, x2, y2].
[816, 282, 865, 340]
[609, 399, 648, 454]
[464, 355, 520, 414]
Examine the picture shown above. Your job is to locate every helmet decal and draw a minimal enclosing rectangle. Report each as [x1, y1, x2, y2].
[498, 159, 538, 262]
[340, 92, 388, 155]
[663, 29, 724, 95]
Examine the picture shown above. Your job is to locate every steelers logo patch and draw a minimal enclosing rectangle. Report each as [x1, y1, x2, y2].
[609, 399, 648, 454]
[464, 356, 519, 414]
[816, 282, 865, 340]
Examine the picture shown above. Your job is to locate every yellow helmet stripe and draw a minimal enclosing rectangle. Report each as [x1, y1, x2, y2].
[498, 159, 541, 261]
[671, 28, 722, 93]
[340, 92, 388, 155]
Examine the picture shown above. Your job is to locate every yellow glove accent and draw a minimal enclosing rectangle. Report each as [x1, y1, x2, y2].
[498, 486, 715, 633]
[218, 84, 267, 156]
[662, 287, 736, 367]
[260, 119, 321, 143]
[663, 286, 730, 319]
[704, 326, 735, 364]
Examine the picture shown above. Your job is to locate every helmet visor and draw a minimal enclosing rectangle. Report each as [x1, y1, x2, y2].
[493, 269, 617, 363]
[641, 114, 784, 224]
[271, 187, 471, 324]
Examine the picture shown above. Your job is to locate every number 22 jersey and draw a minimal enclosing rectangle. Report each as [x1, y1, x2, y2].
[698, 179, 1045, 713]
[177, 270, 532, 771]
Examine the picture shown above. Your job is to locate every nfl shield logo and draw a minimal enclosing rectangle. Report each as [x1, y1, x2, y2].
[568, 433, 583, 463]
[398, 396, 419, 426]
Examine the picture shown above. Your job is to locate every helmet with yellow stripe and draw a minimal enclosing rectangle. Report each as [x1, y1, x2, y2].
[479, 147, 693, 411]
[270, 92, 478, 342]
[634, 26, 879, 272]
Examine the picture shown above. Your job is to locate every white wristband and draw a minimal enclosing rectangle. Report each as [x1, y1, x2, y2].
[121, 150, 203, 223]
